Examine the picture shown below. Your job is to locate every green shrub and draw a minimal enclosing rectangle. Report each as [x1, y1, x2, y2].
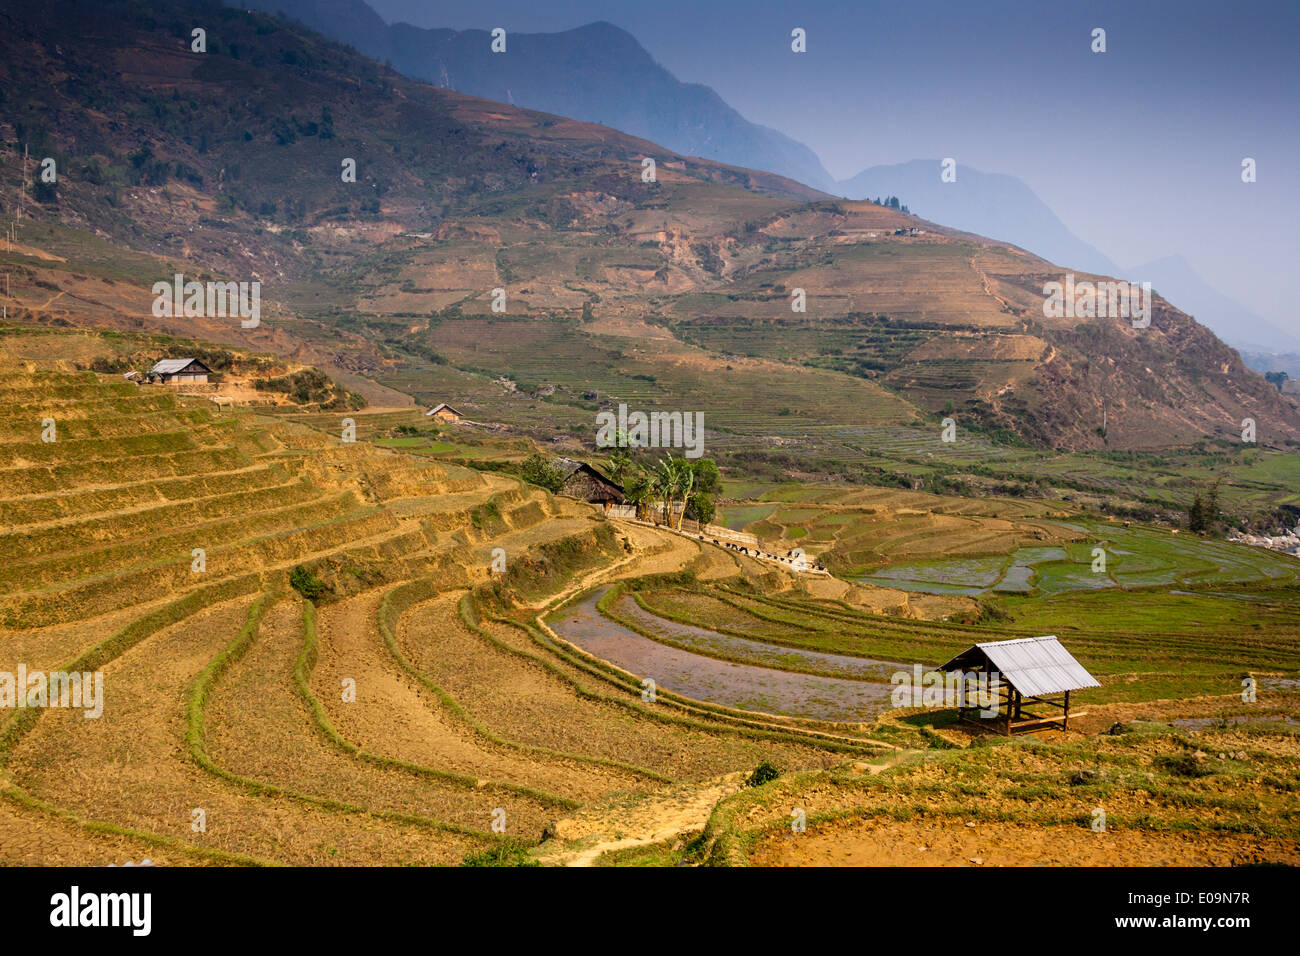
[289, 564, 329, 602]
[746, 760, 781, 788]
[687, 492, 715, 525]
[1155, 753, 1213, 778]
[461, 844, 540, 867]
[519, 453, 564, 493]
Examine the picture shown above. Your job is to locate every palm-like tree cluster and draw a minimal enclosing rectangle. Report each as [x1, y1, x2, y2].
[610, 452, 717, 528]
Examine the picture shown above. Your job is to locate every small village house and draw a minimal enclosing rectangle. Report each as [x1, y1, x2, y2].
[939, 635, 1099, 735]
[553, 457, 624, 512]
[148, 358, 212, 384]
[426, 402, 463, 423]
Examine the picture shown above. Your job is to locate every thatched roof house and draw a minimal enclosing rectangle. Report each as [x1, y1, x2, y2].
[553, 457, 623, 510]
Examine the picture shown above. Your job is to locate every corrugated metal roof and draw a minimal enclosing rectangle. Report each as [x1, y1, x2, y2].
[939, 636, 1099, 697]
[150, 358, 199, 375]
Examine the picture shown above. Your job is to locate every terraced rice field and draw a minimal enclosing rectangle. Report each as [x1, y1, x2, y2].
[857, 521, 1300, 596]
[706, 721, 1300, 868]
[549, 588, 898, 720]
[717, 479, 1300, 596]
[719, 482, 1077, 574]
[709, 417, 1300, 523]
[0, 359, 890, 865]
[600, 580, 1300, 705]
[2, 358, 1296, 868]
[376, 314, 919, 445]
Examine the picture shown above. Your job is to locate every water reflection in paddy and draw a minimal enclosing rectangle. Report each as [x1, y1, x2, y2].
[615, 594, 904, 681]
[548, 588, 899, 721]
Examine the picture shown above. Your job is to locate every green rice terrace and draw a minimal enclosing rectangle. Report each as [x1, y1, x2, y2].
[718, 482, 1300, 584]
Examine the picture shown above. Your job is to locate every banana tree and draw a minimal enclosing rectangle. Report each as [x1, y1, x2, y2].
[653, 455, 680, 526]
[607, 450, 634, 486]
[622, 471, 653, 520]
[673, 464, 694, 530]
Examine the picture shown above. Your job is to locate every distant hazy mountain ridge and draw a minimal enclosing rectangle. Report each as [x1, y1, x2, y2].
[1125, 254, 1300, 353]
[835, 159, 1120, 277]
[234, 0, 837, 192]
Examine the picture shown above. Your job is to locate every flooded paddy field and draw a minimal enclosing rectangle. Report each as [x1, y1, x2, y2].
[549, 589, 898, 721]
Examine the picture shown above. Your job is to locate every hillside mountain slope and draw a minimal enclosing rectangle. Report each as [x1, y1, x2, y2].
[837, 160, 1120, 277]
[840, 162, 1298, 355]
[2, 0, 1296, 453]
[0, 0, 821, 280]
[234, 0, 837, 192]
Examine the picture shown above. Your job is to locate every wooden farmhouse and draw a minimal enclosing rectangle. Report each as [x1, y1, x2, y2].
[553, 457, 624, 511]
[426, 402, 463, 423]
[939, 635, 1099, 735]
[148, 358, 211, 384]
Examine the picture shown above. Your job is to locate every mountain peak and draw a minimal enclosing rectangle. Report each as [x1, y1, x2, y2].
[570, 20, 637, 39]
[233, 0, 834, 192]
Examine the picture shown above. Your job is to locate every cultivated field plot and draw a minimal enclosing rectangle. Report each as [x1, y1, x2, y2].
[0, 357, 901, 866]
[711, 423, 1300, 527]
[549, 587, 898, 720]
[1, 356, 1296, 868]
[413, 316, 917, 431]
[718, 482, 1077, 574]
[710, 721, 1300, 868]
[717, 476, 1300, 593]
[594, 576, 1300, 705]
[714, 240, 1032, 329]
[856, 521, 1300, 596]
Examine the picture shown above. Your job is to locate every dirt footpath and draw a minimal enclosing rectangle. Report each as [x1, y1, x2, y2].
[537, 772, 746, 867]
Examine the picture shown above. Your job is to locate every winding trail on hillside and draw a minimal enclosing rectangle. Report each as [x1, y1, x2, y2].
[969, 253, 1017, 314]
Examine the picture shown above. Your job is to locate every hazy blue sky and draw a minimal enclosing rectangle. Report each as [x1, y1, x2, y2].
[370, 0, 1299, 336]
